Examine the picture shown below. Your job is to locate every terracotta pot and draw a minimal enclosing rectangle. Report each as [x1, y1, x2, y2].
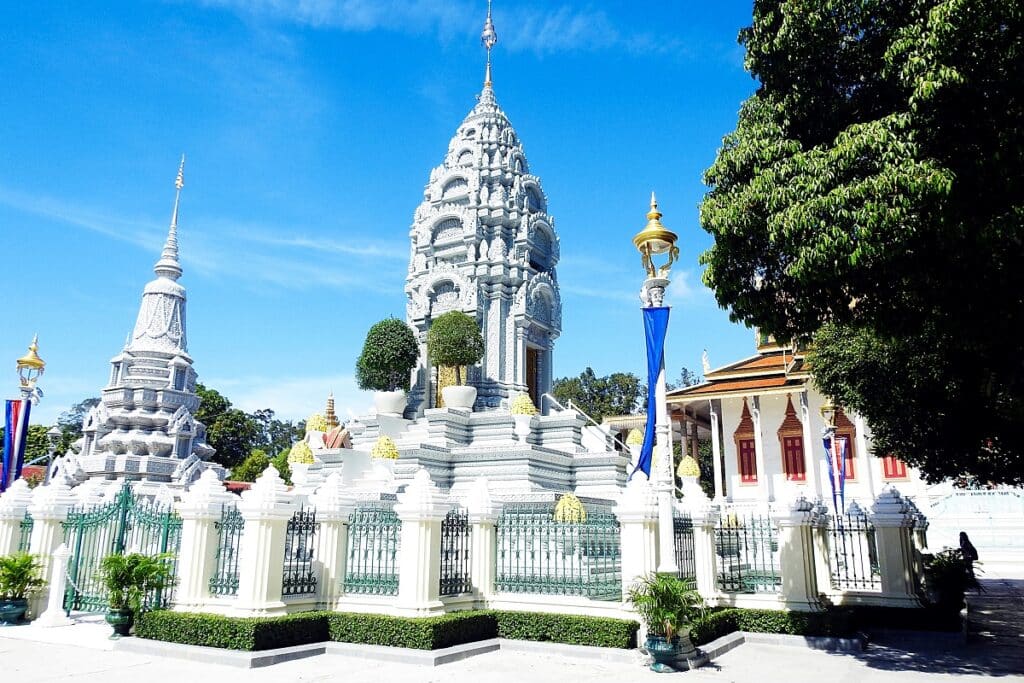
[374, 390, 408, 416]
[441, 385, 477, 410]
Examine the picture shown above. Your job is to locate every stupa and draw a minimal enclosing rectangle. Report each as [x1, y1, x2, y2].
[53, 158, 226, 487]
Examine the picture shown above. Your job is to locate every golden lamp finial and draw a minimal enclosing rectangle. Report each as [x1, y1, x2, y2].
[633, 191, 679, 279]
[16, 334, 46, 391]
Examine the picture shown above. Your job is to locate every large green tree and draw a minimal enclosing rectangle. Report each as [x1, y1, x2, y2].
[195, 383, 259, 469]
[552, 368, 644, 423]
[700, 0, 1024, 483]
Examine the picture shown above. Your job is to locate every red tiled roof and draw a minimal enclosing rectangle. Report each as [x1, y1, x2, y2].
[672, 375, 805, 398]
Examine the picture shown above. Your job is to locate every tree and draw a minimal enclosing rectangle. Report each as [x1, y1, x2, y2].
[667, 367, 702, 392]
[426, 311, 485, 385]
[355, 318, 421, 392]
[250, 409, 302, 455]
[552, 368, 644, 423]
[699, 0, 1024, 484]
[56, 397, 100, 453]
[205, 409, 258, 469]
[230, 449, 270, 482]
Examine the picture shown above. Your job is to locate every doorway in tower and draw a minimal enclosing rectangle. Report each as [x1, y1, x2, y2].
[526, 347, 540, 407]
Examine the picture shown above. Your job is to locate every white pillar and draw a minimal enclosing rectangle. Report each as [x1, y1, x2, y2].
[870, 487, 922, 607]
[31, 544, 73, 627]
[466, 477, 499, 603]
[773, 496, 822, 611]
[0, 480, 34, 555]
[395, 468, 452, 615]
[655, 359, 678, 574]
[27, 481, 78, 618]
[809, 500, 834, 600]
[309, 472, 356, 608]
[800, 392, 822, 500]
[174, 469, 237, 612]
[234, 465, 297, 616]
[709, 402, 724, 502]
[751, 397, 773, 502]
[686, 500, 720, 600]
[614, 473, 659, 600]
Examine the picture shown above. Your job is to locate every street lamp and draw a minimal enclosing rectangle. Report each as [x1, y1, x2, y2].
[633, 192, 679, 574]
[16, 334, 46, 400]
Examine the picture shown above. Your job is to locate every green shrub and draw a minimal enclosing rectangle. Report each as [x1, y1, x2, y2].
[356, 318, 421, 392]
[426, 311, 485, 385]
[135, 610, 329, 650]
[493, 611, 638, 649]
[689, 608, 853, 646]
[327, 611, 496, 650]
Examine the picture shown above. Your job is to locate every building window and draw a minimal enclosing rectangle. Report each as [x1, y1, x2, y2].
[882, 455, 908, 480]
[782, 436, 806, 481]
[738, 438, 757, 483]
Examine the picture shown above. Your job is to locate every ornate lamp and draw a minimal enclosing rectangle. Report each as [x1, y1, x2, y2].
[819, 401, 837, 429]
[633, 192, 680, 281]
[16, 334, 45, 397]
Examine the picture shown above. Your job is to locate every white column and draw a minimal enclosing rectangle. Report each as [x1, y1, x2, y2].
[234, 465, 297, 616]
[686, 500, 720, 600]
[809, 500, 834, 600]
[174, 469, 237, 612]
[31, 544, 73, 627]
[26, 481, 78, 618]
[309, 473, 356, 608]
[709, 402, 724, 501]
[870, 487, 922, 607]
[0, 480, 34, 555]
[751, 397, 773, 502]
[655, 360, 678, 574]
[773, 496, 823, 611]
[394, 468, 452, 615]
[799, 392, 822, 501]
[466, 477, 499, 603]
[854, 415, 876, 500]
[614, 473, 659, 600]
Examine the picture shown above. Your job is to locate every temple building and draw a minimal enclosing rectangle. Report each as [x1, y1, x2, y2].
[404, 8, 560, 416]
[52, 160, 225, 487]
[664, 334, 928, 506]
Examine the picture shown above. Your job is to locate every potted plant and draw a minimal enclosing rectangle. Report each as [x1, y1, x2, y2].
[510, 393, 538, 442]
[98, 552, 174, 639]
[356, 317, 421, 416]
[0, 552, 46, 625]
[426, 310, 485, 410]
[627, 573, 705, 672]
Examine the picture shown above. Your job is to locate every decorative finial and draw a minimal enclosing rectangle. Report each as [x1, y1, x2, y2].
[648, 191, 661, 221]
[481, 0, 498, 89]
[154, 155, 185, 281]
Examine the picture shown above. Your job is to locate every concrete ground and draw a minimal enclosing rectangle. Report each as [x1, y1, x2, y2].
[2, 563, 1021, 682]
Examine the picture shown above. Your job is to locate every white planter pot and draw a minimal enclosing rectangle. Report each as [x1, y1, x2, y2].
[374, 390, 408, 416]
[513, 414, 533, 443]
[442, 385, 477, 410]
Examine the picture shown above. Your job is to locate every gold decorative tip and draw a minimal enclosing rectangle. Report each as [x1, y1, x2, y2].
[647, 192, 661, 221]
[16, 334, 45, 371]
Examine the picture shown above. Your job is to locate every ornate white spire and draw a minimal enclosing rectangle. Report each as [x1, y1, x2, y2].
[481, 0, 497, 91]
[154, 155, 185, 281]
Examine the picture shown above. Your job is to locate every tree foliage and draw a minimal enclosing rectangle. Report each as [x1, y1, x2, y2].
[552, 368, 643, 423]
[426, 311, 485, 385]
[355, 318, 421, 392]
[700, 0, 1024, 484]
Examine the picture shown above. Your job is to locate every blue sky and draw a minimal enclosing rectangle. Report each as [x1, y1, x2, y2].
[0, 1, 759, 426]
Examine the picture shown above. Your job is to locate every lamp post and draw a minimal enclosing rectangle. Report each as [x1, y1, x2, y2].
[3, 336, 45, 494]
[16, 335, 46, 401]
[633, 193, 680, 574]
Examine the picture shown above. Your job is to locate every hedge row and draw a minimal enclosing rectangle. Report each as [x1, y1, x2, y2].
[136, 609, 638, 651]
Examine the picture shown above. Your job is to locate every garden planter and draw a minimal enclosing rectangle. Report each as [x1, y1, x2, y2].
[645, 635, 680, 673]
[373, 390, 408, 416]
[442, 385, 477, 410]
[0, 598, 28, 626]
[105, 607, 134, 639]
[513, 414, 533, 443]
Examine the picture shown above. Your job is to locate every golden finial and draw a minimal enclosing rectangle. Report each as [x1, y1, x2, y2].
[647, 192, 661, 221]
[324, 392, 340, 429]
[633, 191, 679, 279]
[16, 335, 45, 371]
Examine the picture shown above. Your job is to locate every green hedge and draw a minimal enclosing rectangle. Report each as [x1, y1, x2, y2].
[135, 610, 329, 651]
[136, 609, 639, 651]
[689, 608, 853, 646]
[494, 611, 638, 649]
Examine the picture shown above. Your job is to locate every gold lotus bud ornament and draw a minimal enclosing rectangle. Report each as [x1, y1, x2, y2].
[633, 193, 679, 280]
[16, 334, 45, 392]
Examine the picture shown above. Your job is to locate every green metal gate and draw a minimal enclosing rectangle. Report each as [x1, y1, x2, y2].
[62, 481, 183, 613]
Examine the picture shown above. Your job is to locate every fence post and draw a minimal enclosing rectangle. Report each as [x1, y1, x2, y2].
[809, 499, 834, 599]
[0, 480, 34, 555]
[466, 477, 499, 604]
[394, 468, 452, 615]
[310, 472, 356, 609]
[26, 481, 78, 618]
[174, 469, 237, 612]
[234, 465, 297, 616]
[870, 487, 922, 607]
[686, 499, 720, 601]
[613, 473, 658, 599]
[773, 496, 823, 611]
[31, 544, 74, 627]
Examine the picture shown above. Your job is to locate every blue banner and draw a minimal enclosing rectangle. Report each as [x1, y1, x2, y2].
[821, 433, 848, 516]
[2, 399, 32, 493]
[632, 307, 670, 479]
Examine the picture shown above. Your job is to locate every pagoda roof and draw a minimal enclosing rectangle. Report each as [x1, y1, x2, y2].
[668, 344, 810, 403]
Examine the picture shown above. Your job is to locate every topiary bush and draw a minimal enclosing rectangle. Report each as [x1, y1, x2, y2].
[135, 611, 329, 650]
[494, 611, 638, 649]
[689, 608, 854, 645]
[356, 318, 421, 392]
[426, 311, 485, 385]
[327, 611, 497, 649]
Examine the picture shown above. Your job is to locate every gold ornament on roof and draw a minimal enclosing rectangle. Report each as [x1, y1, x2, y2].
[553, 493, 587, 523]
[324, 393, 341, 429]
[633, 192, 679, 279]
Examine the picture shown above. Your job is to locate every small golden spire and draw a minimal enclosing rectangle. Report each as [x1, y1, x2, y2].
[16, 334, 45, 371]
[633, 191, 679, 279]
[324, 392, 340, 429]
[647, 191, 661, 221]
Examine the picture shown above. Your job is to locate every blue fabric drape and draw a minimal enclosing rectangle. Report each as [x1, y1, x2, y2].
[632, 307, 670, 479]
[821, 433, 849, 516]
[2, 399, 31, 493]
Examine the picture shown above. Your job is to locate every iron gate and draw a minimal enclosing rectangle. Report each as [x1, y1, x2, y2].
[62, 481, 182, 613]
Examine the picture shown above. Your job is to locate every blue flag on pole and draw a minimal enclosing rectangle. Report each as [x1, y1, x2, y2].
[2, 399, 32, 494]
[821, 432, 849, 516]
[632, 306, 670, 479]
